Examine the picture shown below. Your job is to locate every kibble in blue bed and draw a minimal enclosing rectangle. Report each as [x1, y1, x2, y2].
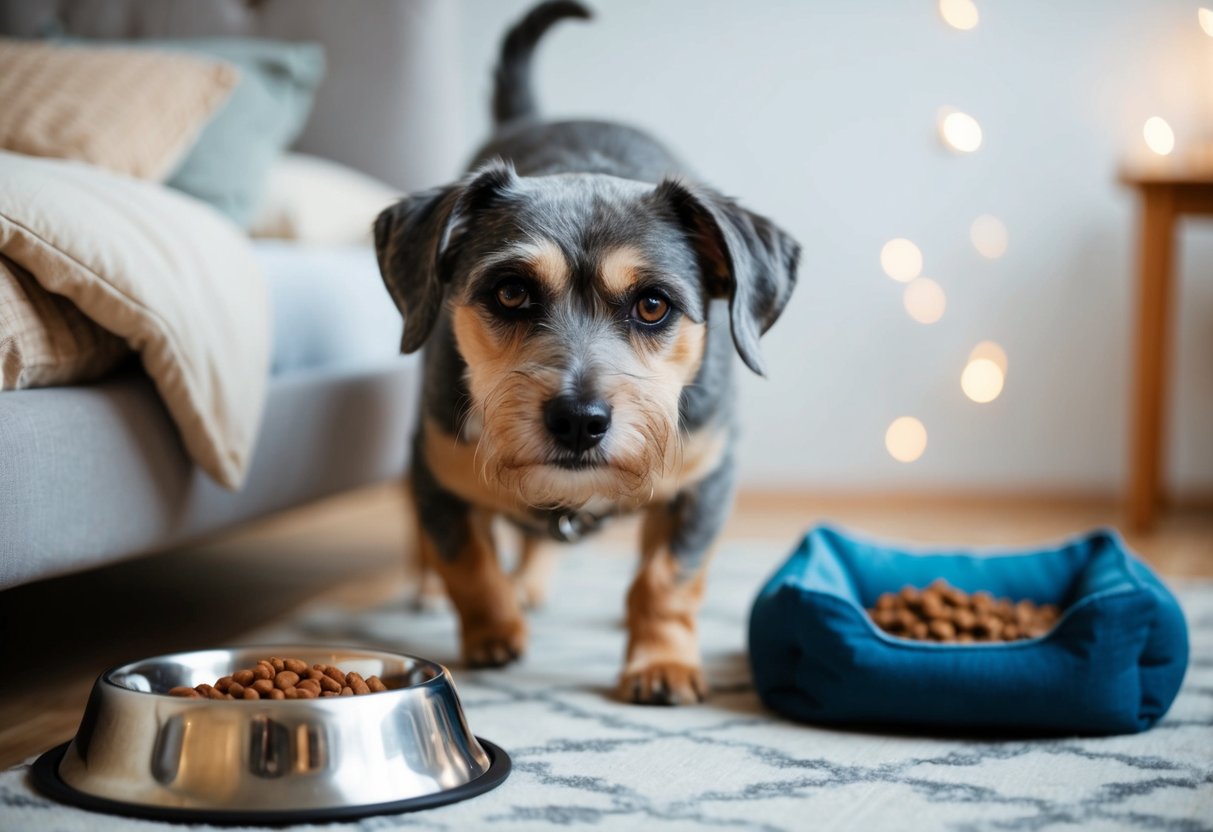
[748, 526, 1188, 735]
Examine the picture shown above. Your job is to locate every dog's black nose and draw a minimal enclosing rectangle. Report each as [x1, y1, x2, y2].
[544, 395, 611, 454]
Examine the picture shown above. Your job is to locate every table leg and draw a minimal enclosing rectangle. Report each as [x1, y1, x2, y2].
[1128, 185, 1176, 532]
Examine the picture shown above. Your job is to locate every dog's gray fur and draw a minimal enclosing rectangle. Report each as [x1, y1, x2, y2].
[375, 1, 797, 602]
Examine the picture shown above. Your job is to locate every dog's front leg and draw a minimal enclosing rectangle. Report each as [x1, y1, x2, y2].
[411, 464, 527, 667]
[619, 458, 734, 705]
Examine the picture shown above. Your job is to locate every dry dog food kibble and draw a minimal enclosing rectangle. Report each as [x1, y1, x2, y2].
[867, 580, 1060, 642]
[167, 657, 391, 700]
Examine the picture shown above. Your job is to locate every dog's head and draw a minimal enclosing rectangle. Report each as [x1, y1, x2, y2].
[375, 159, 798, 510]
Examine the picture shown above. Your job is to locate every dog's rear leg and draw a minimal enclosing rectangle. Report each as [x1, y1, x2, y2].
[513, 534, 557, 610]
[403, 481, 446, 611]
[619, 457, 734, 705]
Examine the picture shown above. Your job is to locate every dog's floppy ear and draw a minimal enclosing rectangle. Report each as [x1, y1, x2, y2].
[653, 179, 800, 376]
[374, 159, 519, 353]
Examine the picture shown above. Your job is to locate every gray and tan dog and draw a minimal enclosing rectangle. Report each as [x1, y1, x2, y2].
[374, 0, 799, 705]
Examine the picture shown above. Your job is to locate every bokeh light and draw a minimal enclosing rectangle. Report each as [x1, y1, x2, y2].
[940, 110, 983, 153]
[903, 278, 947, 324]
[939, 0, 979, 31]
[1200, 8, 1213, 36]
[1143, 117, 1175, 156]
[880, 238, 923, 282]
[968, 340, 1008, 372]
[970, 214, 1008, 259]
[885, 417, 928, 463]
[961, 358, 1004, 403]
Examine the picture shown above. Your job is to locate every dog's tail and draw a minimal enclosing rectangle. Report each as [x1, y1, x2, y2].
[493, 0, 591, 127]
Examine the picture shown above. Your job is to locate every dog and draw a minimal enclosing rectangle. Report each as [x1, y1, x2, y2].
[374, 0, 799, 705]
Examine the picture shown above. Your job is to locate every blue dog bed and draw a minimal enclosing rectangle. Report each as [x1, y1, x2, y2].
[748, 526, 1188, 735]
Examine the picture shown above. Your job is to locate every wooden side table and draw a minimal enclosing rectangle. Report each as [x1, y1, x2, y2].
[1120, 167, 1213, 531]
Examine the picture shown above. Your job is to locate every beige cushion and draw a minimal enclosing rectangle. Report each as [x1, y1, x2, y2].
[0, 38, 238, 181]
[250, 153, 399, 245]
[0, 255, 129, 389]
[0, 151, 269, 489]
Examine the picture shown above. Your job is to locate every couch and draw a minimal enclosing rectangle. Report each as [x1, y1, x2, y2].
[0, 0, 462, 589]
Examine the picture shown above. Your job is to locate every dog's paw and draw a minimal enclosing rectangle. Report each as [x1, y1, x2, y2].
[403, 561, 448, 614]
[513, 573, 548, 611]
[618, 661, 706, 706]
[407, 575, 448, 614]
[462, 618, 527, 668]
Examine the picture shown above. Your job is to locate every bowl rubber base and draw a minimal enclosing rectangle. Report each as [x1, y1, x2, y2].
[31, 737, 510, 825]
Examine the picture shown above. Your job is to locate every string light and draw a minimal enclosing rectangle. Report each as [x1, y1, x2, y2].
[968, 340, 1008, 372]
[880, 238, 923, 282]
[939, 0, 979, 31]
[970, 215, 1008, 259]
[903, 278, 947, 324]
[1143, 117, 1175, 156]
[886, 417, 928, 463]
[940, 110, 983, 153]
[961, 360, 1004, 403]
[961, 342, 1007, 403]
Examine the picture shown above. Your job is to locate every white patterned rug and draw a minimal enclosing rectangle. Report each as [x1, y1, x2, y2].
[3, 538, 1211, 831]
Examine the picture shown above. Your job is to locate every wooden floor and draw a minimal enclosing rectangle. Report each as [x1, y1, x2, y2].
[1, 483, 1209, 769]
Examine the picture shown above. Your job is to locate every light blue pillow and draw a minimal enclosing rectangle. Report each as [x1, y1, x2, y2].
[748, 526, 1188, 735]
[60, 36, 324, 225]
[155, 39, 325, 227]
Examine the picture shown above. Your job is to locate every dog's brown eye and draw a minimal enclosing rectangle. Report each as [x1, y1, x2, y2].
[633, 294, 670, 325]
[495, 281, 530, 310]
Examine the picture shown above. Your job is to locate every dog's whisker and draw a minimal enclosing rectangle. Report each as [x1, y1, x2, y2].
[454, 405, 475, 441]
[599, 370, 662, 382]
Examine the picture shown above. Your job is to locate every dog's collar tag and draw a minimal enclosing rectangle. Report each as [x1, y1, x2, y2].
[552, 511, 595, 542]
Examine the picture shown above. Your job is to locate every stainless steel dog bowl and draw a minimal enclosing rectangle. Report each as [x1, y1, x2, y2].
[32, 646, 509, 823]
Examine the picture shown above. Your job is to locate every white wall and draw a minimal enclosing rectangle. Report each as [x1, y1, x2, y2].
[455, 0, 1213, 495]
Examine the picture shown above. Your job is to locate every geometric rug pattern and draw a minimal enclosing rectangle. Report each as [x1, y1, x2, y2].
[4, 536, 1211, 831]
